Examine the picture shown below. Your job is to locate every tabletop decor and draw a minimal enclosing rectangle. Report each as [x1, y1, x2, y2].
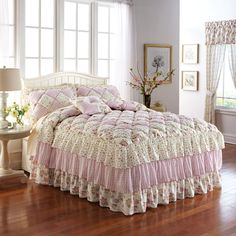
[128, 66, 174, 108]
[5, 102, 30, 126]
[0, 67, 21, 129]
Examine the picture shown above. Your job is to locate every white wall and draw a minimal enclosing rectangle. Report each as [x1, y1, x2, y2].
[180, 0, 236, 144]
[134, 0, 179, 114]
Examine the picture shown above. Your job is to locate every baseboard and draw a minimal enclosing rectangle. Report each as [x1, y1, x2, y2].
[224, 133, 236, 145]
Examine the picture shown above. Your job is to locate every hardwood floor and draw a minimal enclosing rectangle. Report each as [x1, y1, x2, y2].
[0, 144, 236, 236]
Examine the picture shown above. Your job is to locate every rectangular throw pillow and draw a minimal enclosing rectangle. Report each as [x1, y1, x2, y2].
[29, 87, 76, 120]
[76, 85, 121, 103]
[70, 96, 111, 115]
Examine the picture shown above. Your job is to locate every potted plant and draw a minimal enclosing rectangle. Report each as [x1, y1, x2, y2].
[4, 102, 30, 127]
[128, 56, 174, 108]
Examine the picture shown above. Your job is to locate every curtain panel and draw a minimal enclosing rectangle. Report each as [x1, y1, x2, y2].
[204, 45, 226, 124]
[109, 2, 135, 100]
[228, 44, 236, 89]
[205, 19, 236, 123]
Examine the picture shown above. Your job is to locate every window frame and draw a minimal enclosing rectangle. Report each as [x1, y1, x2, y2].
[15, 0, 117, 79]
[216, 48, 236, 111]
[1, 0, 17, 67]
[96, 2, 117, 77]
[63, 0, 92, 74]
[20, 0, 56, 79]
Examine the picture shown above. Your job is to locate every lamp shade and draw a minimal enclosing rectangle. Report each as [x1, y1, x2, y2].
[0, 68, 21, 91]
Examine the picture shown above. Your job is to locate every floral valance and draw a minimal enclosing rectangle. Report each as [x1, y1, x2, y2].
[205, 20, 236, 45]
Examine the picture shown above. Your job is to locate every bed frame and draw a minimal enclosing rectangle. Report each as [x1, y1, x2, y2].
[22, 72, 109, 172]
[23, 72, 108, 89]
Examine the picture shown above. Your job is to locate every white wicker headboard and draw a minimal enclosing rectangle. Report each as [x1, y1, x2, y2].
[23, 72, 108, 89]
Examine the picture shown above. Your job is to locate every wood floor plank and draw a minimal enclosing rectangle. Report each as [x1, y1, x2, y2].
[0, 144, 236, 236]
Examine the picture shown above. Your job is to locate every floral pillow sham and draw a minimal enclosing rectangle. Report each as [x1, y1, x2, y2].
[71, 96, 111, 115]
[76, 84, 147, 111]
[76, 85, 121, 103]
[29, 87, 76, 121]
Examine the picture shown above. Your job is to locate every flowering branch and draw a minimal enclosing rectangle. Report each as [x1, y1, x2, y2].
[127, 67, 174, 96]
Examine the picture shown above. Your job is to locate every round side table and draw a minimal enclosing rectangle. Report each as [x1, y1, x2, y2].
[0, 126, 31, 184]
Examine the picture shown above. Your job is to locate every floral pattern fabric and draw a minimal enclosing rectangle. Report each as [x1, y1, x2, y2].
[70, 96, 111, 115]
[31, 164, 221, 215]
[29, 87, 76, 120]
[30, 103, 224, 215]
[36, 106, 224, 169]
[206, 19, 236, 45]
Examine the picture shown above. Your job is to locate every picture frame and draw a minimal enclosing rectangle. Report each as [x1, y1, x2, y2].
[144, 44, 172, 84]
[182, 44, 199, 64]
[182, 71, 199, 91]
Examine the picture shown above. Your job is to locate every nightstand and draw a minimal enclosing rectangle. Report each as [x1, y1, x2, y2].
[0, 126, 31, 184]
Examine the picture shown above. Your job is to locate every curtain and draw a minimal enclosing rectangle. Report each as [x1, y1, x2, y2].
[0, 0, 9, 67]
[109, 2, 136, 100]
[204, 45, 226, 124]
[228, 44, 236, 89]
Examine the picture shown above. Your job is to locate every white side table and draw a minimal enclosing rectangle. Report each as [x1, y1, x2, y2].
[0, 126, 31, 183]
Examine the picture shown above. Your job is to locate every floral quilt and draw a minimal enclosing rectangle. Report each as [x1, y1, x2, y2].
[31, 104, 224, 215]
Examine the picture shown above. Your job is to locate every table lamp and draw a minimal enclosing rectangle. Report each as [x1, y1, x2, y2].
[0, 67, 21, 129]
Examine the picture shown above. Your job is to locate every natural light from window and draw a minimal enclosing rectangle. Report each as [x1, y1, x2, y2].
[216, 49, 236, 109]
[63, 1, 90, 73]
[24, 0, 55, 78]
[8, 0, 120, 79]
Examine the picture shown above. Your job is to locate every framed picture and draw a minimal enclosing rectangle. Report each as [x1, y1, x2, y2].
[182, 71, 199, 91]
[182, 44, 199, 64]
[144, 44, 172, 84]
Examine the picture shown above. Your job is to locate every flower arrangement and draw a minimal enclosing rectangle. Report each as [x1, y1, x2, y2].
[4, 102, 30, 126]
[128, 57, 174, 108]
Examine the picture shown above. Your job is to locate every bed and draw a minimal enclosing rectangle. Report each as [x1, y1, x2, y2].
[23, 72, 224, 215]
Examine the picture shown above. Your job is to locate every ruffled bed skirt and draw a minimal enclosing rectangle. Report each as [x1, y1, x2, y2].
[31, 166, 221, 215]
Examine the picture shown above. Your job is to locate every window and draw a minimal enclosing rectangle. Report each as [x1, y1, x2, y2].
[24, 0, 55, 78]
[0, 0, 16, 67]
[216, 49, 236, 109]
[63, 1, 91, 73]
[97, 4, 117, 77]
[14, 0, 122, 79]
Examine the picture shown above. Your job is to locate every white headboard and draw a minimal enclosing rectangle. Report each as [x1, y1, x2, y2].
[23, 72, 108, 89]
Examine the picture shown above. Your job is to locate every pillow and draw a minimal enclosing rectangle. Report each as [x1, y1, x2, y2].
[23, 84, 74, 104]
[106, 100, 147, 111]
[76, 85, 121, 103]
[71, 96, 111, 115]
[29, 87, 76, 120]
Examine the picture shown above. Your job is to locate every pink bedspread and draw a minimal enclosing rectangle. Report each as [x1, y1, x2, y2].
[30, 105, 224, 215]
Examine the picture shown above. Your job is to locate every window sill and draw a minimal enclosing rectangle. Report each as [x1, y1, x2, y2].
[215, 107, 236, 116]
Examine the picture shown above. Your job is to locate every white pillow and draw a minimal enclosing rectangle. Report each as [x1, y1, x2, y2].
[71, 96, 111, 115]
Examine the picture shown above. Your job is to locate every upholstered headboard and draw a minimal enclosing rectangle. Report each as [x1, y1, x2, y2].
[23, 72, 108, 89]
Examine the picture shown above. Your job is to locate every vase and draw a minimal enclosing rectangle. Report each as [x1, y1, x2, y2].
[143, 94, 151, 108]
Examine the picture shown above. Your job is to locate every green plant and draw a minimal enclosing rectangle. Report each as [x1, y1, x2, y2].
[4, 102, 30, 125]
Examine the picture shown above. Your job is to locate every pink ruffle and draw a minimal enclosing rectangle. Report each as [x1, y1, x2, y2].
[32, 142, 222, 193]
[30, 167, 221, 215]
